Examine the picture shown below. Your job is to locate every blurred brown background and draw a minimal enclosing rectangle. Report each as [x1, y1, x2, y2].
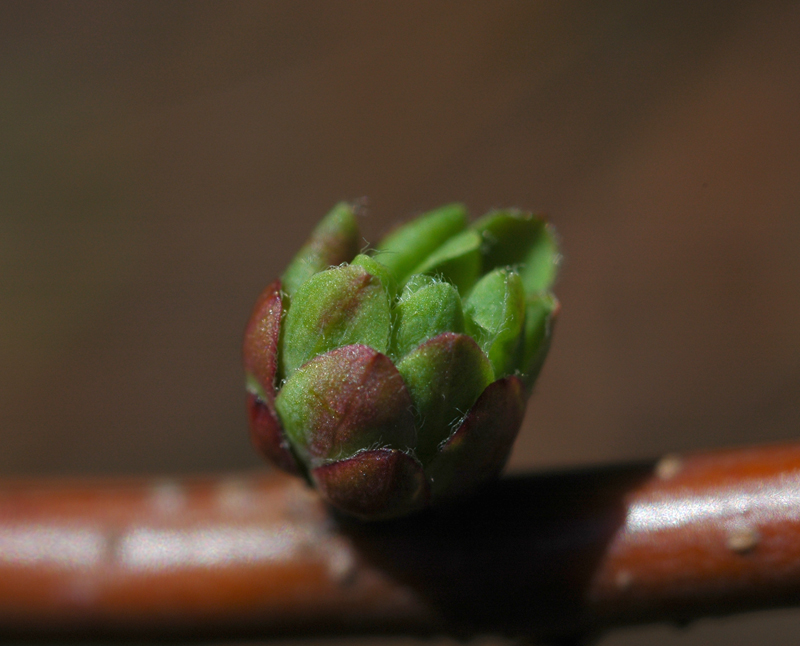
[1, 1, 800, 644]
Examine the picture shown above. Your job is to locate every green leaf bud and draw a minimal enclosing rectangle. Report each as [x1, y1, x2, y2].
[464, 268, 526, 378]
[350, 253, 398, 301]
[281, 264, 391, 377]
[391, 278, 465, 359]
[282, 202, 360, 295]
[397, 332, 494, 462]
[411, 228, 482, 293]
[520, 293, 560, 390]
[374, 203, 467, 284]
[472, 209, 559, 295]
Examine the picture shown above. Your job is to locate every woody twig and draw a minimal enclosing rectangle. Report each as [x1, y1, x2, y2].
[1, 441, 799, 642]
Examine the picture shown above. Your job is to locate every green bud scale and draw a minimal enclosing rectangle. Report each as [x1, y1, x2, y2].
[244, 203, 559, 520]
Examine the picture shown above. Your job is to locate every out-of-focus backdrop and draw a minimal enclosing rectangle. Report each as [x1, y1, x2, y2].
[1, 1, 799, 644]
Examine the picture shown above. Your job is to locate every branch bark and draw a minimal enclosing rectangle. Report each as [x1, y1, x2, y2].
[1, 441, 800, 641]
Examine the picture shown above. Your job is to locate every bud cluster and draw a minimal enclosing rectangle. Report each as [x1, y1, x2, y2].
[244, 203, 559, 519]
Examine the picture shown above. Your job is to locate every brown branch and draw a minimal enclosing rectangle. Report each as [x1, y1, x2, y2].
[1, 442, 800, 641]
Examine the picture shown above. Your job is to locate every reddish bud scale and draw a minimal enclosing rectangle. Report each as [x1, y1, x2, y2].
[277, 345, 416, 464]
[243, 279, 300, 474]
[313, 449, 429, 520]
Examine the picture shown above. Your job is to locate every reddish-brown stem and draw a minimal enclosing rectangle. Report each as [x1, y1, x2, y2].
[1, 442, 800, 641]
